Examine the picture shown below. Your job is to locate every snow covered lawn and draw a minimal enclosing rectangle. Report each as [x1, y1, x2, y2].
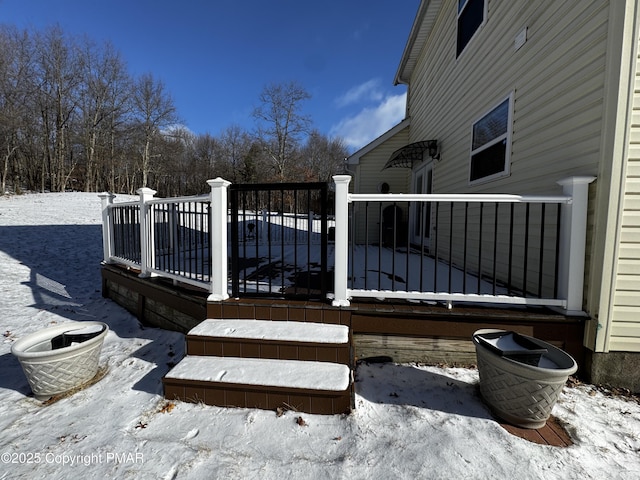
[1, 192, 639, 479]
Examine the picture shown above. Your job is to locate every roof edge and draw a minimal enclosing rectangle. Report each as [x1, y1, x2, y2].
[347, 118, 411, 165]
[394, 0, 439, 86]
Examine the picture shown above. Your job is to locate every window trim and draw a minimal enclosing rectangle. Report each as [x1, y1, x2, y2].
[468, 92, 514, 186]
[456, 0, 487, 58]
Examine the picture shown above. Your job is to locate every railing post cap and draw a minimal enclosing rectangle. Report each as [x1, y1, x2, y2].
[333, 175, 352, 184]
[556, 176, 596, 187]
[207, 177, 231, 188]
[136, 187, 157, 196]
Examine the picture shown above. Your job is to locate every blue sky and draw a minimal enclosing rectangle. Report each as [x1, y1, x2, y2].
[0, 0, 419, 152]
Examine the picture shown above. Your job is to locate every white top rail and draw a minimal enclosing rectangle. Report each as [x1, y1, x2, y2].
[349, 193, 572, 204]
[107, 200, 138, 208]
[147, 194, 210, 205]
[106, 194, 210, 210]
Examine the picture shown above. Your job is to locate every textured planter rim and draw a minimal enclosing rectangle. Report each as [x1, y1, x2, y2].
[11, 322, 108, 400]
[473, 328, 578, 429]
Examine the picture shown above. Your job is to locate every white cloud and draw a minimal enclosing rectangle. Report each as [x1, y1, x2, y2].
[330, 92, 407, 151]
[334, 78, 384, 108]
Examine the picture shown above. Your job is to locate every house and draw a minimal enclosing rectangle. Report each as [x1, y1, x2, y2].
[347, 0, 640, 390]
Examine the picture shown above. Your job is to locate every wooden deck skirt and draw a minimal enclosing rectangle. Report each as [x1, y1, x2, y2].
[101, 264, 586, 369]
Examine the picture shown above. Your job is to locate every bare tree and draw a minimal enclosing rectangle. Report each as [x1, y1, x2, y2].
[0, 23, 353, 195]
[77, 38, 130, 192]
[252, 81, 311, 181]
[299, 130, 349, 182]
[34, 25, 84, 192]
[192, 133, 218, 179]
[0, 27, 33, 193]
[130, 73, 177, 187]
[216, 125, 255, 182]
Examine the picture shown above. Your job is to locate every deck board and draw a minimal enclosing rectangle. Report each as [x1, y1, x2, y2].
[499, 416, 573, 447]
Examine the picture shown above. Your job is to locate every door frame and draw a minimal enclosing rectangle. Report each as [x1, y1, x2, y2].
[411, 162, 434, 248]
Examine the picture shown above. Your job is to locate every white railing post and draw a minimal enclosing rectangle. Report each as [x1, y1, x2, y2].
[332, 175, 352, 306]
[136, 187, 157, 278]
[207, 177, 231, 301]
[98, 192, 116, 264]
[557, 176, 596, 315]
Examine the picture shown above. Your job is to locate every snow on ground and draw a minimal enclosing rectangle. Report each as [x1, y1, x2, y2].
[1, 192, 639, 480]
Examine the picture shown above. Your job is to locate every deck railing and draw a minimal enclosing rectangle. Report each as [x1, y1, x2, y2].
[100, 175, 594, 314]
[228, 182, 331, 299]
[332, 175, 595, 315]
[99, 179, 331, 301]
[99, 179, 230, 300]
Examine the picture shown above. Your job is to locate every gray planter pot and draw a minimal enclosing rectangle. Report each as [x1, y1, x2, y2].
[11, 322, 108, 400]
[473, 328, 577, 429]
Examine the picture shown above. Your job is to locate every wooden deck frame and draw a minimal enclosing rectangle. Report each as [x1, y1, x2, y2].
[101, 263, 586, 369]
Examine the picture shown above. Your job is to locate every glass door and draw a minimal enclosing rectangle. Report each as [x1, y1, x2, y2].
[411, 163, 433, 248]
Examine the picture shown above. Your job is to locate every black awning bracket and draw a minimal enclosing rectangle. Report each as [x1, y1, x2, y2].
[382, 140, 439, 170]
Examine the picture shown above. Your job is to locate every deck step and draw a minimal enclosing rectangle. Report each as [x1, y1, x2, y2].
[163, 356, 352, 414]
[186, 319, 351, 364]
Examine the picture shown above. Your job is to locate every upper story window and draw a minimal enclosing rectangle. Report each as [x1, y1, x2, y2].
[457, 0, 486, 57]
[469, 94, 513, 184]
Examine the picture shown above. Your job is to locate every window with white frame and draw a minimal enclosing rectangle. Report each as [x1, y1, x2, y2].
[469, 94, 513, 184]
[457, 0, 486, 57]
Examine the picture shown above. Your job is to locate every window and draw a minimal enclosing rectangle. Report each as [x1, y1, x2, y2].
[457, 0, 485, 57]
[469, 94, 513, 184]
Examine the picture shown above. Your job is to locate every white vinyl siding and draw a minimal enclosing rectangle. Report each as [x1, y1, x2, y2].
[404, 0, 608, 312]
[351, 127, 411, 244]
[610, 154, 640, 352]
[408, 0, 607, 196]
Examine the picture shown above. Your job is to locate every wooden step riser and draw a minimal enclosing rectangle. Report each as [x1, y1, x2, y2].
[163, 377, 352, 415]
[187, 336, 351, 364]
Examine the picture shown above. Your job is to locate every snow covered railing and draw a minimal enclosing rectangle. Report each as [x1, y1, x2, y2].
[99, 178, 230, 302]
[331, 175, 595, 315]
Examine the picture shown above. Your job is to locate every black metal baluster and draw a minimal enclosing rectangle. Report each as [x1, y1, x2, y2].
[433, 202, 439, 292]
[448, 202, 454, 293]
[306, 189, 311, 297]
[538, 203, 546, 298]
[554, 203, 562, 299]
[463, 202, 469, 294]
[378, 202, 382, 290]
[492, 203, 499, 295]
[477, 202, 484, 294]
[523, 203, 531, 297]
[507, 203, 514, 295]
[391, 202, 397, 291]
[230, 187, 239, 297]
[419, 201, 426, 293]
[267, 189, 273, 295]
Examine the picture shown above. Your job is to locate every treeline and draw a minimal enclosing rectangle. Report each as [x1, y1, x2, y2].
[0, 25, 349, 197]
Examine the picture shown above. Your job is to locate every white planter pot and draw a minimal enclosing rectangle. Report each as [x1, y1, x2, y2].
[473, 329, 577, 429]
[11, 322, 108, 400]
